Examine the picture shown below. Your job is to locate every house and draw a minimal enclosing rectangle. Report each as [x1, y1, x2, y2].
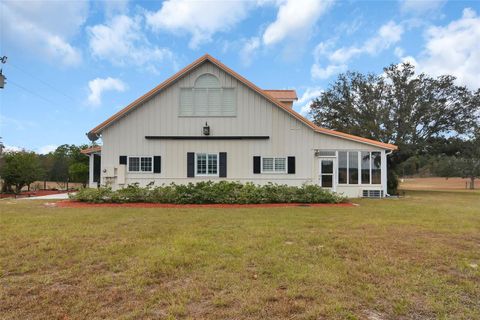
[82, 54, 397, 198]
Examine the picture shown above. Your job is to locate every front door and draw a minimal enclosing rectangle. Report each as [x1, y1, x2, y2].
[319, 158, 336, 191]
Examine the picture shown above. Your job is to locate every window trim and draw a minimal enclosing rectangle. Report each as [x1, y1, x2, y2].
[127, 156, 154, 173]
[195, 153, 219, 177]
[261, 156, 288, 174]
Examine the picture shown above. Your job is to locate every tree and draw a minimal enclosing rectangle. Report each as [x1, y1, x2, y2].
[69, 162, 89, 187]
[49, 144, 89, 187]
[455, 128, 480, 189]
[0, 151, 43, 193]
[310, 63, 478, 165]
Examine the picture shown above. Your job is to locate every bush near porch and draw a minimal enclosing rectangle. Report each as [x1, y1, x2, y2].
[71, 181, 347, 204]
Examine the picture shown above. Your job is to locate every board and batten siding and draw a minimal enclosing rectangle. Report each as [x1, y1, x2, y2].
[99, 61, 387, 197]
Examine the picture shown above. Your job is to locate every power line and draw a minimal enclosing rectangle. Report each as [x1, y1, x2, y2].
[8, 62, 76, 102]
[8, 79, 64, 107]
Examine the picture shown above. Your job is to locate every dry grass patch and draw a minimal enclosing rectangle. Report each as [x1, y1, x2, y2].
[1, 190, 479, 319]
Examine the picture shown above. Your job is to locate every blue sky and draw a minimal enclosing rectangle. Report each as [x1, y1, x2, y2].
[1, 0, 479, 153]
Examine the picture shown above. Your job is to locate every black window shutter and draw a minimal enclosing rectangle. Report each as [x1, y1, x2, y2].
[253, 156, 261, 174]
[288, 156, 296, 174]
[187, 152, 195, 177]
[219, 152, 227, 177]
[153, 156, 161, 173]
[119, 156, 127, 165]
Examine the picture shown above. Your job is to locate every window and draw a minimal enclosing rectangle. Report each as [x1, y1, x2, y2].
[320, 160, 334, 188]
[128, 157, 152, 172]
[371, 152, 382, 184]
[338, 152, 348, 184]
[338, 151, 382, 185]
[196, 153, 218, 176]
[261, 157, 287, 173]
[348, 151, 359, 184]
[179, 74, 236, 117]
[361, 151, 370, 184]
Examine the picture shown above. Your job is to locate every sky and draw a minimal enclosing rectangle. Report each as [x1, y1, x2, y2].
[0, 0, 479, 153]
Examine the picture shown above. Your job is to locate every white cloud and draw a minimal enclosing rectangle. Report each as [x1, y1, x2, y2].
[87, 77, 127, 106]
[311, 21, 404, 79]
[240, 37, 261, 66]
[311, 64, 347, 80]
[104, 0, 129, 17]
[394, 46, 405, 58]
[262, 0, 334, 46]
[145, 0, 252, 48]
[400, 0, 445, 14]
[46, 36, 82, 66]
[38, 145, 58, 154]
[0, 1, 87, 66]
[293, 87, 323, 116]
[88, 15, 174, 71]
[414, 8, 480, 89]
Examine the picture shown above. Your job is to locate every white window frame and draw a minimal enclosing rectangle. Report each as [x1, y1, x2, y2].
[337, 151, 382, 185]
[261, 157, 287, 174]
[370, 151, 382, 185]
[319, 158, 336, 190]
[127, 156, 154, 173]
[195, 153, 219, 177]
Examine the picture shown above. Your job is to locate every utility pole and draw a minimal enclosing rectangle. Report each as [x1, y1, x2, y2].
[0, 56, 7, 89]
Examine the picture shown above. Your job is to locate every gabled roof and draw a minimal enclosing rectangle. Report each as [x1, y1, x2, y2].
[264, 90, 297, 101]
[87, 54, 397, 150]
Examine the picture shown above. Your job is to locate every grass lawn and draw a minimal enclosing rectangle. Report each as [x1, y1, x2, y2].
[1, 190, 479, 319]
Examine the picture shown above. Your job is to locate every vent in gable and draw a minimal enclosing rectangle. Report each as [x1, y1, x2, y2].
[195, 73, 220, 88]
[180, 73, 236, 117]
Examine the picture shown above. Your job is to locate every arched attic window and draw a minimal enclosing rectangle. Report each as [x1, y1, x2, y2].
[195, 73, 220, 88]
[180, 73, 236, 117]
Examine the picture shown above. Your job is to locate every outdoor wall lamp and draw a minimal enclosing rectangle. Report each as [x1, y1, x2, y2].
[203, 122, 210, 136]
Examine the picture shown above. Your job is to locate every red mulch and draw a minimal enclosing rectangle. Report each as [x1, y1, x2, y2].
[0, 190, 70, 199]
[57, 200, 355, 209]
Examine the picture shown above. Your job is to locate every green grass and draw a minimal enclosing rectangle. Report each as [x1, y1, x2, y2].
[1, 190, 479, 319]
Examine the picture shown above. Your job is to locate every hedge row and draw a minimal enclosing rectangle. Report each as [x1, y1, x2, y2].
[71, 181, 346, 204]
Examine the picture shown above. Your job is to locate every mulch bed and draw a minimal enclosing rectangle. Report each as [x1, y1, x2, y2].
[57, 200, 355, 209]
[0, 190, 70, 199]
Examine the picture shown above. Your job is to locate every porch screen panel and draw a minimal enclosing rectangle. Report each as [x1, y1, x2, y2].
[361, 152, 370, 184]
[338, 152, 348, 184]
[348, 151, 359, 184]
[371, 152, 382, 184]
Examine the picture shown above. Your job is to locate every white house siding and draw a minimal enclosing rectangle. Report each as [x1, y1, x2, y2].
[98, 61, 389, 197]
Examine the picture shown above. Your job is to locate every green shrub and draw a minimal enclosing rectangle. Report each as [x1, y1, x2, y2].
[70, 187, 114, 203]
[72, 181, 347, 204]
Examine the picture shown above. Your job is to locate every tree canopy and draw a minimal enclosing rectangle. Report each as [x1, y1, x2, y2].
[0, 151, 44, 193]
[310, 63, 479, 164]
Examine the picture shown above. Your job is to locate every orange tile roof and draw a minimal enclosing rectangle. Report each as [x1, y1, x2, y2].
[81, 146, 102, 154]
[264, 90, 297, 101]
[87, 54, 397, 150]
